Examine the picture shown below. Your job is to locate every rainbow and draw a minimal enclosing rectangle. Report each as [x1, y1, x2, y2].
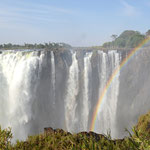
[90, 37, 150, 131]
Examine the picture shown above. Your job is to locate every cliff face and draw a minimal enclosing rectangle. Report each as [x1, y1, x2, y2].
[0, 48, 150, 140]
[117, 48, 150, 138]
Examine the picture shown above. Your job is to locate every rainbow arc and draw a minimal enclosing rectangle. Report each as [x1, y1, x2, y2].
[90, 37, 150, 131]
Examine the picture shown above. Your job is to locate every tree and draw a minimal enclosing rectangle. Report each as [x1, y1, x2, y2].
[111, 34, 118, 41]
[102, 30, 146, 48]
[146, 30, 150, 37]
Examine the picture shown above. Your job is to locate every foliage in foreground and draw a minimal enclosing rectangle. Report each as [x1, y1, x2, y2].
[1, 111, 150, 149]
[0, 126, 12, 150]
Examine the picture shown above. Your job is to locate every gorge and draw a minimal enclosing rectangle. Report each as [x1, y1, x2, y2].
[0, 48, 150, 141]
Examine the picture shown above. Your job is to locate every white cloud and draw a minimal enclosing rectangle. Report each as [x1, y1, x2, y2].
[0, 2, 73, 44]
[121, 0, 140, 17]
[0, 2, 75, 15]
[0, 9, 64, 24]
[0, 3, 71, 27]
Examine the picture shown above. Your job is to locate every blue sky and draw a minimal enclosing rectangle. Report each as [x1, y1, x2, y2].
[0, 0, 150, 46]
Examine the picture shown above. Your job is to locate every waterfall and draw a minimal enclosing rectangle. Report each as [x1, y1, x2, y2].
[0, 50, 121, 140]
[82, 52, 92, 131]
[95, 51, 107, 134]
[0, 51, 44, 140]
[51, 51, 55, 104]
[108, 51, 121, 137]
[1, 48, 147, 141]
[95, 51, 120, 138]
[64, 52, 79, 132]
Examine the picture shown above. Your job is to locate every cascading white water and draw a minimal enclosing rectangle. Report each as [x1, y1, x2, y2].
[95, 51, 120, 138]
[0, 51, 45, 140]
[64, 52, 79, 132]
[51, 51, 55, 104]
[2, 49, 146, 141]
[82, 53, 92, 131]
[95, 51, 107, 133]
[108, 51, 121, 137]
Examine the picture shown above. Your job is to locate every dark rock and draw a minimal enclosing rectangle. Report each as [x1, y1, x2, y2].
[77, 131, 108, 142]
[44, 127, 55, 134]
[44, 127, 71, 136]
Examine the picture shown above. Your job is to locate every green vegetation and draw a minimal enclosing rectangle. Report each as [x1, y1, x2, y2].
[102, 30, 148, 48]
[146, 30, 150, 37]
[0, 42, 71, 50]
[1, 111, 150, 149]
[0, 126, 12, 149]
[1, 29, 150, 51]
